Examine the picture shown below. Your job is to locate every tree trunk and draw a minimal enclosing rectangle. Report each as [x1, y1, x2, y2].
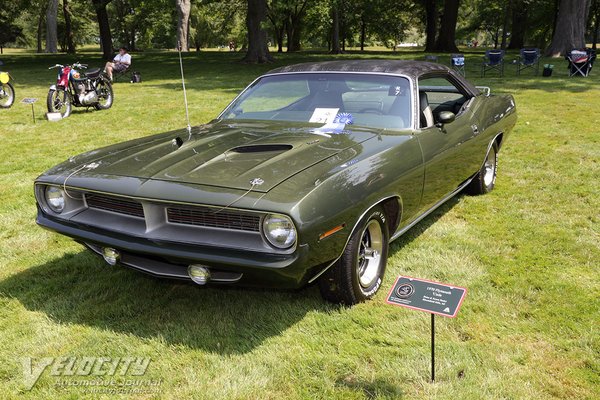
[176, 0, 191, 51]
[424, 0, 437, 52]
[508, 0, 527, 49]
[276, 24, 284, 52]
[37, 6, 45, 53]
[45, 0, 58, 53]
[242, 0, 273, 63]
[546, 0, 592, 56]
[330, 4, 341, 54]
[92, 0, 113, 60]
[591, 0, 600, 49]
[500, 0, 512, 49]
[63, 0, 76, 54]
[360, 16, 366, 51]
[267, 11, 285, 52]
[434, 0, 460, 52]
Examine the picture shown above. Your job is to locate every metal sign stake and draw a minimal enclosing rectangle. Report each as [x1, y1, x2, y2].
[21, 98, 38, 123]
[431, 313, 435, 382]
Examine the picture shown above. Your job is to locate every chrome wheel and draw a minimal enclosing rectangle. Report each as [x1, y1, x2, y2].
[95, 80, 113, 110]
[483, 148, 496, 187]
[357, 219, 384, 288]
[47, 89, 72, 118]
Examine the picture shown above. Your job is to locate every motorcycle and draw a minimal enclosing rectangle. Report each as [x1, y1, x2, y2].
[47, 62, 113, 118]
[0, 61, 15, 109]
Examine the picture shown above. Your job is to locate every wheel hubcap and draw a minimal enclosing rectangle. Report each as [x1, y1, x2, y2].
[357, 220, 384, 288]
[483, 149, 496, 187]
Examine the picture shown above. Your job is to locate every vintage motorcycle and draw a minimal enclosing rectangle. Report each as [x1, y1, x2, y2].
[47, 62, 113, 118]
[0, 61, 15, 109]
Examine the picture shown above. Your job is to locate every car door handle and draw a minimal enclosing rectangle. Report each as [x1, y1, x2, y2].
[471, 124, 480, 136]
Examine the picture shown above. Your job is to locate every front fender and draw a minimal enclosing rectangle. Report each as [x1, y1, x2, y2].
[49, 84, 57, 91]
[259, 132, 424, 268]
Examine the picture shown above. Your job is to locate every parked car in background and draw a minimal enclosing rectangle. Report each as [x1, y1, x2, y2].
[35, 60, 517, 304]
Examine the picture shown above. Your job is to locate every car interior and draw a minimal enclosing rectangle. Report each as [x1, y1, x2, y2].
[417, 76, 471, 128]
[225, 74, 414, 130]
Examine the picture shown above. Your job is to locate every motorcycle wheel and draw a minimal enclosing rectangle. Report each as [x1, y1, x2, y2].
[0, 82, 15, 109]
[47, 88, 72, 118]
[95, 79, 113, 110]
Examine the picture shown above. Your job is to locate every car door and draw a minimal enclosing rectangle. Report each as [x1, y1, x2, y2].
[415, 74, 481, 213]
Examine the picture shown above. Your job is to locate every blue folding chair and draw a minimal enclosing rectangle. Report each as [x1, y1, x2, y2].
[516, 48, 540, 75]
[481, 50, 505, 77]
[425, 55, 439, 63]
[451, 54, 466, 76]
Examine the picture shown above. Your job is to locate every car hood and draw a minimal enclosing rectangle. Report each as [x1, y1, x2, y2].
[60, 121, 380, 193]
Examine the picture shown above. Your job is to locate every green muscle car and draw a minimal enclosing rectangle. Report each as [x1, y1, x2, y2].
[35, 60, 517, 304]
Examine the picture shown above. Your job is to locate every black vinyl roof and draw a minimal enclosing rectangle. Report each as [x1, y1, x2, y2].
[266, 59, 480, 95]
[267, 60, 450, 78]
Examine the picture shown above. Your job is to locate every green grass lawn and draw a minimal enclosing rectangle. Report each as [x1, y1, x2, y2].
[0, 48, 598, 399]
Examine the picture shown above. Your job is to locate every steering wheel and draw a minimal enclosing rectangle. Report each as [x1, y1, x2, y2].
[358, 107, 383, 115]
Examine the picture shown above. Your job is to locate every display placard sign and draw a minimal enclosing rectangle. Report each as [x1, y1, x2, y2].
[386, 276, 467, 318]
[21, 98, 38, 104]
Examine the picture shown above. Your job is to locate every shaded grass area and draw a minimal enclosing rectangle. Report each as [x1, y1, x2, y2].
[0, 48, 598, 399]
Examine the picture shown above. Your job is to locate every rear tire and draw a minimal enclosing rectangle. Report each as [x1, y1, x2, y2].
[47, 88, 72, 118]
[318, 206, 389, 305]
[466, 142, 498, 195]
[0, 82, 15, 108]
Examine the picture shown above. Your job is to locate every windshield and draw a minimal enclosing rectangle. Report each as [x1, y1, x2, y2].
[221, 73, 413, 130]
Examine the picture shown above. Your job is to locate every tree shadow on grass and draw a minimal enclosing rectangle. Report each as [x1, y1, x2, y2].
[0, 250, 330, 355]
[0, 195, 460, 355]
[335, 375, 404, 399]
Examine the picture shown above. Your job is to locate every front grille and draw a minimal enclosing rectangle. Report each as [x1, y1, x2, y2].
[167, 206, 261, 232]
[85, 193, 145, 218]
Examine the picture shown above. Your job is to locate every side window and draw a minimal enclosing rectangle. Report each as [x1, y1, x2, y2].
[417, 75, 470, 128]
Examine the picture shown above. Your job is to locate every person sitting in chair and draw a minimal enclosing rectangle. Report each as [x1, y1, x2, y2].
[104, 47, 131, 81]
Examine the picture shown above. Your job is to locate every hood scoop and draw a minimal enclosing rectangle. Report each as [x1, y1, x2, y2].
[230, 144, 293, 153]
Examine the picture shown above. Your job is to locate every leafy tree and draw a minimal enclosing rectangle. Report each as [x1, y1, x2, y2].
[0, 5, 22, 54]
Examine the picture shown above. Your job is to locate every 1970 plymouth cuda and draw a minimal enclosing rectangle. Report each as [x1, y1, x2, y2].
[35, 60, 516, 304]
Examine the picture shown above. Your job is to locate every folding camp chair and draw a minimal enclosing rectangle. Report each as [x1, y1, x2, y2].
[425, 55, 438, 63]
[481, 50, 505, 77]
[113, 65, 131, 82]
[566, 49, 596, 77]
[516, 48, 540, 75]
[451, 54, 466, 76]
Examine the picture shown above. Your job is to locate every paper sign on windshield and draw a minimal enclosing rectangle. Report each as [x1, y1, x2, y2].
[309, 108, 339, 124]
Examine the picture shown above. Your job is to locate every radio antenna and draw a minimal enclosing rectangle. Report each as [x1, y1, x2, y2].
[177, 41, 192, 139]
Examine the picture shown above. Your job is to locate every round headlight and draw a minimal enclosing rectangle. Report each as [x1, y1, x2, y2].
[262, 213, 297, 249]
[45, 186, 65, 213]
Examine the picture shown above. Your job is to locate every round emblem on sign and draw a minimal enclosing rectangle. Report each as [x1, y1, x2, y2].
[395, 283, 415, 298]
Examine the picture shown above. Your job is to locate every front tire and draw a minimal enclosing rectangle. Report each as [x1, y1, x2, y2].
[0, 82, 15, 108]
[318, 206, 389, 305]
[466, 142, 498, 195]
[94, 79, 113, 110]
[47, 88, 72, 118]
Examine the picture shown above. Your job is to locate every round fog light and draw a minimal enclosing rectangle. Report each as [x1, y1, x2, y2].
[102, 247, 120, 266]
[188, 265, 210, 285]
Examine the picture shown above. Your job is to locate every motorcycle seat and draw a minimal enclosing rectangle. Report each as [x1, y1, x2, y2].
[85, 68, 102, 78]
